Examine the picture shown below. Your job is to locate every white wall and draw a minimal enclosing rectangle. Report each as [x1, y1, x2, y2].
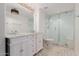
[34, 4, 47, 34]
[34, 4, 40, 33]
[0, 4, 5, 56]
[75, 4, 79, 55]
[5, 3, 34, 35]
[5, 13, 33, 34]
[39, 11, 47, 34]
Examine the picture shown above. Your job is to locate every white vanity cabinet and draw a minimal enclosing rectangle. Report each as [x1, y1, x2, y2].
[10, 36, 33, 56]
[9, 35, 36, 56]
[7, 33, 43, 56]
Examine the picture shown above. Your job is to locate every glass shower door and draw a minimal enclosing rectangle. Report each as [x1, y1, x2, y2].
[46, 15, 59, 43]
[59, 11, 74, 48]
[46, 11, 74, 48]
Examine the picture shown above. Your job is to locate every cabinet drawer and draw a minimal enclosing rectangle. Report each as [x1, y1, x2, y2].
[10, 36, 28, 45]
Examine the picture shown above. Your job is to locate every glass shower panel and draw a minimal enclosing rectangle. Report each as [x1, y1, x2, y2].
[59, 11, 74, 47]
[46, 11, 74, 48]
[46, 15, 59, 42]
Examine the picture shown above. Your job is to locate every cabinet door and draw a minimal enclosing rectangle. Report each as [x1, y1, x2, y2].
[10, 43, 22, 56]
[22, 37, 32, 56]
[22, 35, 34, 56]
[28, 35, 34, 55]
[36, 34, 43, 52]
[10, 37, 23, 56]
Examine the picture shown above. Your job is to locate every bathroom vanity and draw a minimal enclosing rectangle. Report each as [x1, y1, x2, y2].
[5, 33, 43, 56]
[5, 3, 43, 56]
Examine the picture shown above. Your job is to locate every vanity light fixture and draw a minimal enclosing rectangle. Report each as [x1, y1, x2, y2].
[11, 8, 19, 15]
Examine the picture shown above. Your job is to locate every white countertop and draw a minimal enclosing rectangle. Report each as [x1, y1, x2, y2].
[5, 32, 43, 39]
[5, 33, 35, 38]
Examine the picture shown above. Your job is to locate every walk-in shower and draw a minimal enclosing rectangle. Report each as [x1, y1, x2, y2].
[44, 10, 75, 48]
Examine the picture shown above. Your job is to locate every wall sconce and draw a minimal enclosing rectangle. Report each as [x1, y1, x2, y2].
[11, 8, 19, 15]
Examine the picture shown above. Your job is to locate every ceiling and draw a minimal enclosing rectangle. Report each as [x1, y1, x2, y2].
[29, 3, 74, 16]
[6, 3, 75, 17]
[6, 3, 33, 19]
[40, 3, 74, 15]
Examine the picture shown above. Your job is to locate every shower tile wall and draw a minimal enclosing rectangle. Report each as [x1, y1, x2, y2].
[59, 11, 74, 48]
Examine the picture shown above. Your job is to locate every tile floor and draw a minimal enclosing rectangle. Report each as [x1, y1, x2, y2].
[35, 44, 76, 56]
